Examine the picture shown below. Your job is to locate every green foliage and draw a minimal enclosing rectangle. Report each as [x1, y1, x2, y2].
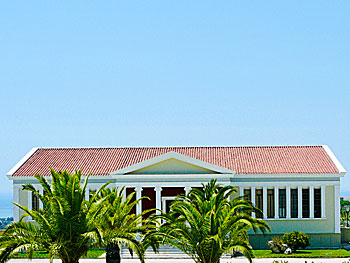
[271, 236, 285, 252]
[0, 169, 109, 263]
[149, 179, 270, 263]
[93, 187, 156, 263]
[254, 249, 350, 258]
[281, 231, 310, 252]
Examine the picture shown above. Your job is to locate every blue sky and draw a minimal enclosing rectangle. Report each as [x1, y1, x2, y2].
[0, 1, 349, 216]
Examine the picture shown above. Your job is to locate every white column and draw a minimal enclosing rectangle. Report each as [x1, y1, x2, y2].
[13, 185, 20, 222]
[239, 186, 244, 197]
[321, 185, 326, 218]
[185, 186, 192, 196]
[251, 186, 256, 218]
[286, 186, 291, 219]
[310, 186, 314, 219]
[28, 191, 32, 210]
[274, 187, 279, 219]
[27, 190, 32, 220]
[334, 185, 341, 233]
[263, 187, 268, 219]
[155, 186, 162, 215]
[135, 186, 143, 216]
[39, 187, 43, 209]
[298, 186, 303, 219]
[85, 187, 89, 200]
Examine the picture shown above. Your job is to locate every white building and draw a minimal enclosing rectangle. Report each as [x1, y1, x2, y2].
[6, 145, 346, 248]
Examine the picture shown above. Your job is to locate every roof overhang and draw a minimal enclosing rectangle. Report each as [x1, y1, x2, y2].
[6, 147, 38, 178]
[322, 145, 346, 177]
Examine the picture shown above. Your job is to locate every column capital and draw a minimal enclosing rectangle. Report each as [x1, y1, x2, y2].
[185, 186, 192, 196]
[135, 186, 143, 192]
[13, 184, 21, 190]
[155, 186, 163, 192]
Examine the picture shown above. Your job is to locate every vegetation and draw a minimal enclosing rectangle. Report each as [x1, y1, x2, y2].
[341, 199, 350, 227]
[94, 187, 156, 263]
[0, 218, 13, 230]
[150, 179, 270, 263]
[0, 173, 273, 263]
[0, 169, 109, 263]
[12, 250, 105, 259]
[254, 249, 350, 258]
[281, 231, 310, 252]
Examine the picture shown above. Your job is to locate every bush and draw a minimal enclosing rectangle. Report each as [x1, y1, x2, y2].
[272, 237, 285, 252]
[281, 231, 310, 251]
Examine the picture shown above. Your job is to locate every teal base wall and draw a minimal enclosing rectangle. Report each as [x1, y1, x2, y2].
[249, 233, 341, 249]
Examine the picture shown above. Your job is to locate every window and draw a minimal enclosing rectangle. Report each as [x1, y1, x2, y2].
[32, 192, 39, 211]
[302, 188, 310, 218]
[279, 189, 286, 218]
[244, 189, 251, 201]
[314, 188, 321, 218]
[291, 188, 298, 218]
[267, 189, 274, 218]
[255, 189, 263, 218]
[243, 189, 251, 215]
[162, 197, 177, 214]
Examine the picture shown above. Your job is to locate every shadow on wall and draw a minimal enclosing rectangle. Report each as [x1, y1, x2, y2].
[341, 228, 350, 243]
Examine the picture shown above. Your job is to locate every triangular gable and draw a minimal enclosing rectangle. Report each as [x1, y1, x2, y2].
[111, 151, 235, 175]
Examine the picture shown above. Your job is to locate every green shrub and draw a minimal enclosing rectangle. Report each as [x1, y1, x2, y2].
[281, 231, 310, 251]
[272, 237, 285, 252]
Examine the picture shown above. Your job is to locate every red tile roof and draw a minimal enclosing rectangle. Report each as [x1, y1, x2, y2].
[11, 146, 341, 176]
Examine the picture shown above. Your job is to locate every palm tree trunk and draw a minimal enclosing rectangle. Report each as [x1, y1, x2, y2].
[106, 243, 121, 263]
[61, 258, 79, 263]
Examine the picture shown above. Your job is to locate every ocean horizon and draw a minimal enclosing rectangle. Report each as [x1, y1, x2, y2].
[0, 193, 13, 218]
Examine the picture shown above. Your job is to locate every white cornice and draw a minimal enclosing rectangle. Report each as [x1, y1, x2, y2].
[322, 145, 346, 176]
[6, 147, 38, 178]
[234, 173, 343, 179]
[110, 151, 236, 175]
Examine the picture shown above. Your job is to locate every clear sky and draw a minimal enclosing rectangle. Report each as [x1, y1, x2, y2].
[0, 1, 349, 216]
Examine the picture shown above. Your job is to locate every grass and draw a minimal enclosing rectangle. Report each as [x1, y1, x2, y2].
[12, 250, 105, 259]
[254, 249, 350, 258]
[11, 249, 350, 259]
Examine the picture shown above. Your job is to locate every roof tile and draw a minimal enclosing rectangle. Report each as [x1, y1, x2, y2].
[12, 146, 340, 176]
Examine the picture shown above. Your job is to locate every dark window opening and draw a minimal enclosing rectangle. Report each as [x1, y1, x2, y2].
[314, 188, 321, 218]
[291, 188, 298, 218]
[255, 189, 263, 218]
[267, 189, 275, 218]
[279, 189, 286, 218]
[32, 192, 39, 211]
[302, 188, 310, 218]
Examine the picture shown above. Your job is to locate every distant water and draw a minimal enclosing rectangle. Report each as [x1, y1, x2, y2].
[0, 193, 13, 218]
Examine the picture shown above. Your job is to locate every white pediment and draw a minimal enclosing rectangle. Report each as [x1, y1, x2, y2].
[111, 151, 235, 175]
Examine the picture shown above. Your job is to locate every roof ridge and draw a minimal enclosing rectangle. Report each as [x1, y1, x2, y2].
[35, 145, 325, 150]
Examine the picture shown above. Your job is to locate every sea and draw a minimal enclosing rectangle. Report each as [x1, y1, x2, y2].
[0, 193, 13, 218]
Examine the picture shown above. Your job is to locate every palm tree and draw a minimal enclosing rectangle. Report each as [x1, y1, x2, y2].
[0, 169, 109, 263]
[149, 179, 270, 263]
[93, 187, 156, 263]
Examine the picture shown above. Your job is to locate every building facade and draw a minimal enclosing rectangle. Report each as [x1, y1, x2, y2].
[7, 146, 346, 249]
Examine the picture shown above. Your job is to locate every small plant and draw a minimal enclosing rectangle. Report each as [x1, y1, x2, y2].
[272, 260, 288, 263]
[281, 231, 310, 252]
[272, 237, 285, 252]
